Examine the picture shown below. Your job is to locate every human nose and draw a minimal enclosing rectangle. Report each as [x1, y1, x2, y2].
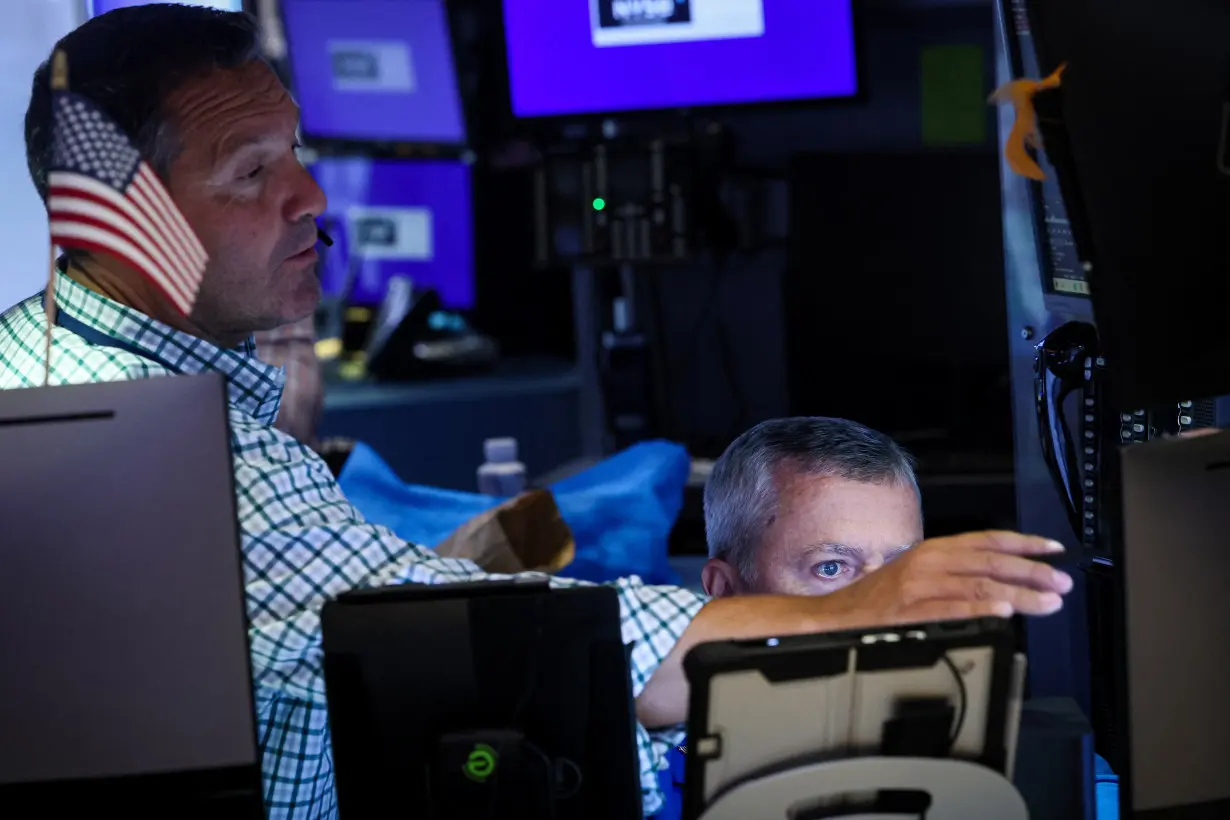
[286, 163, 327, 223]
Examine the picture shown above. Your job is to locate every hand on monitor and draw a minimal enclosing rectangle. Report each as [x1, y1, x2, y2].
[636, 531, 1071, 728]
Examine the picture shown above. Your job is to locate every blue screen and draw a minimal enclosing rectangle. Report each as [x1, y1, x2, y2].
[283, 0, 466, 144]
[87, 0, 244, 15]
[312, 158, 475, 309]
[504, 0, 857, 117]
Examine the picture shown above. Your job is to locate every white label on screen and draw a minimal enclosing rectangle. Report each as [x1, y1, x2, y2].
[347, 207, 434, 261]
[327, 40, 416, 93]
[590, 0, 764, 48]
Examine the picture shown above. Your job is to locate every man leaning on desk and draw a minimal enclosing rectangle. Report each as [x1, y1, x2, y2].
[0, 6, 1073, 819]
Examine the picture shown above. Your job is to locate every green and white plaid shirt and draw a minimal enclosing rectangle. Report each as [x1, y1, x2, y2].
[0, 272, 706, 819]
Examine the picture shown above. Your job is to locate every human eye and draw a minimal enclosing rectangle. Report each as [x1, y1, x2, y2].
[238, 164, 265, 181]
[812, 559, 851, 582]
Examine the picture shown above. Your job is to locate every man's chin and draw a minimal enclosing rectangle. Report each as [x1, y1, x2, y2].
[290, 269, 323, 316]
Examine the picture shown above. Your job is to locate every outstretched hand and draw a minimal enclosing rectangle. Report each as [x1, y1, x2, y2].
[822, 530, 1071, 628]
[636, 530, 1072, 728]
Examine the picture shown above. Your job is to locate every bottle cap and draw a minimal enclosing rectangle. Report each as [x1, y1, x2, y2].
[483, 437, 518, 463]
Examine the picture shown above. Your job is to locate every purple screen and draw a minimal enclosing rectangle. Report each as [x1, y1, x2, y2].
[283, 0, 466, 144]
[87, 0, 243, 14]
[504, 0, 857, 117]
[312, 158, 474, 308]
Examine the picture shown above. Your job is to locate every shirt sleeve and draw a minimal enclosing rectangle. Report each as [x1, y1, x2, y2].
[232, 435, 706, 818]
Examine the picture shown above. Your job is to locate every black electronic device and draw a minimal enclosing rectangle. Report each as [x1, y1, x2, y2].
[1028, 319, 1230, 772]
[785, 151, 1010, 452]
[0, 374, 263, 816]
[681, 618, 1026, 820]
[999, 0, 1091, 299]
[320, 580, 643, 820]
[1117, 432, 1230, 818]
[1022, 0, 1230, 409]
[365, 286, 498, 382]
[535, 139, 692, 267]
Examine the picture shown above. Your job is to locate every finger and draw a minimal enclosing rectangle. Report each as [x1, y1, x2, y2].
[904, 599, 1015, 622]
[930, 530, 1065, 557]
[906, 576, 1064, 616]
[943, 551, 1073, 593]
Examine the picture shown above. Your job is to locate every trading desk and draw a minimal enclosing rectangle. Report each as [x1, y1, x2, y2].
[319, 357, 582, 490]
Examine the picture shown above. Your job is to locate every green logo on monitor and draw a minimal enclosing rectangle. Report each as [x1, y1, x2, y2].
[463, 743, 498, 783]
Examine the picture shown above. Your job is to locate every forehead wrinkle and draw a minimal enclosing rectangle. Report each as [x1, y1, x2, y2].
[164, 65, 293, 167]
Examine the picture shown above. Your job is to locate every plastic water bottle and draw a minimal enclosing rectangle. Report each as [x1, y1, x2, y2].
[477, 437, 527, 497]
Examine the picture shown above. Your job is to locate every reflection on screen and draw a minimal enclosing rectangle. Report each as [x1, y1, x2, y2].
[282, 0, 466, 144]
[311, 158, 474, 309]
[505, 0, 856, 117]
[87, 0, 243, 14]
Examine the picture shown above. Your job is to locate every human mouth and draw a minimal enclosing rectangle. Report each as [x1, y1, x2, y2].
[287, 244, 318, 264]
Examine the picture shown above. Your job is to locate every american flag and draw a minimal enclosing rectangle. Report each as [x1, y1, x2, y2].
[47, 91, 207, 315]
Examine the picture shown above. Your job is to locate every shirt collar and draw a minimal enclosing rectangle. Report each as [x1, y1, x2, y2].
[53, 272, 285, 425]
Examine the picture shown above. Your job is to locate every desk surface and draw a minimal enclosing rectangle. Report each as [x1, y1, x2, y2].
[323, 357, 579, 412]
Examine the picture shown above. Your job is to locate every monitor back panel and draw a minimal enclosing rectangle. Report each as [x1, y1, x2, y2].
[1120, 433, 1230, 817]
[323, 583, 643, 819]
[0, 375, 258, 792]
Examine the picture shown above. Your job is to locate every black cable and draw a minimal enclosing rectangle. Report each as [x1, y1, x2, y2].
[940, 654, 969, 751]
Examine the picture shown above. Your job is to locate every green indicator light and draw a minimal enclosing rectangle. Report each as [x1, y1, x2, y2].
[592, 197, 606, 211]
[463, 743, 498, 783]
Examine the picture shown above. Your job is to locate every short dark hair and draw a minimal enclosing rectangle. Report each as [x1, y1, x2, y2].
[24, 4, 262, 203]
[704, 417, 920, 582]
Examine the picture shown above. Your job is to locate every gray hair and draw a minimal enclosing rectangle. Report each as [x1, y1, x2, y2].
[704, 417, 919, 583]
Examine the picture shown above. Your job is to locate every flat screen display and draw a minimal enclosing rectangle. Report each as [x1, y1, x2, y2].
[503, 0, 858, 117]
[282, 0, 466, 145]
[312, 158, 474, 308]
[87, 0, 244, 14]
[1005, 0, 1088, 297]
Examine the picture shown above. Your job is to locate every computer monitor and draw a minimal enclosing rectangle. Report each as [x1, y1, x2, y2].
[0, 374, 262, 814]
[1024, 0, 1230, 408]
[311, 157, 475, 309]
[321, 580, 643, 819]
[998, 0, 1087, 299]
[503, 0, 858, 118]
[1119, 432, 1230, 818]
[282, 0, 466, 146]
[86, 0, 246, 15]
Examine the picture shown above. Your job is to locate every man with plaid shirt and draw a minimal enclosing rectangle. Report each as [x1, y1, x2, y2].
[3, 6, 1072, 819]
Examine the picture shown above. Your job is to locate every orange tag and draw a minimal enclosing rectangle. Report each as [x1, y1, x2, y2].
[989, 63, 1066, 180]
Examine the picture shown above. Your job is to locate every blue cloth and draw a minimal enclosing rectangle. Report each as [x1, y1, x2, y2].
[655, 749, 1120, 820]
[656, 746, 686, 819]
[338, 440, 690, 585]
[1095, 755, 1119, 820]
